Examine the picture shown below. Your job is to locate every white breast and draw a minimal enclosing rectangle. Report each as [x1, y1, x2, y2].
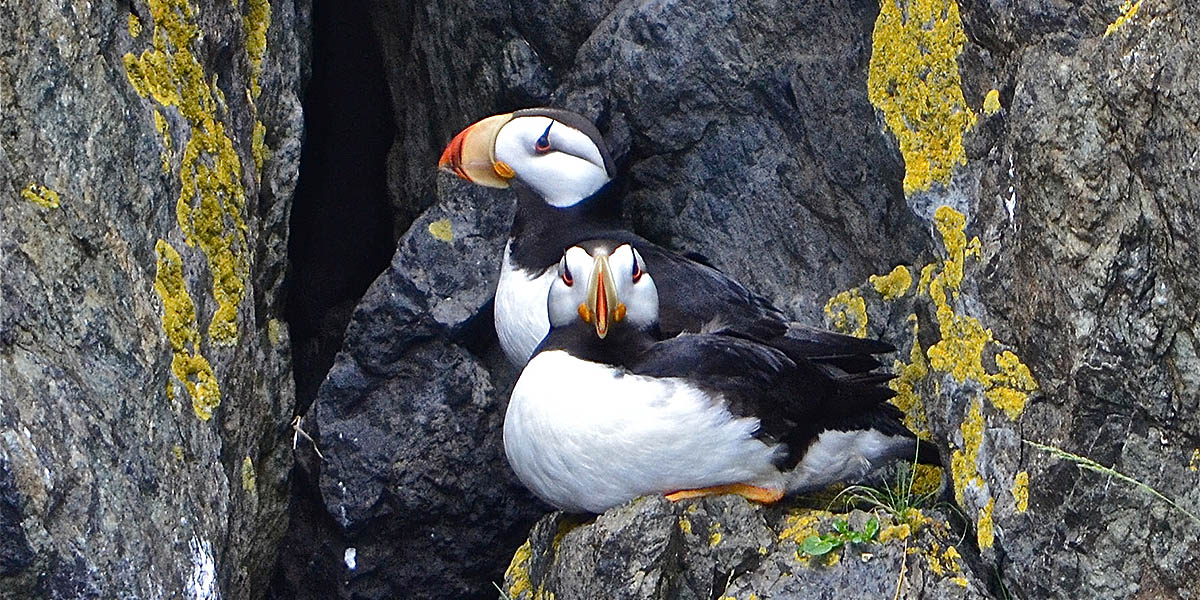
[495, 242, 557, 365]
[503, 350, 784, 513]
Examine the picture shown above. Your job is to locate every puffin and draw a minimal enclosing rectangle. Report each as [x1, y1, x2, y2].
[503, 242, 938, 514]
[438, 108, 891, 372]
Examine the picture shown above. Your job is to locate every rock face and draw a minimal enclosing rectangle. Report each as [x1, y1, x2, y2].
[0, 0, 309, 598]
[504, 495, 990, 600]
[293, 0, 1195, 598]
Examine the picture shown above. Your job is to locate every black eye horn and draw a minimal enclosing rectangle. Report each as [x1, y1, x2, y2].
[535, 122, 553, 153]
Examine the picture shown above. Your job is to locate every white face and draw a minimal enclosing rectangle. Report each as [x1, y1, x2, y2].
[548, 244, 659, 335]
[494, 116, 612, 208]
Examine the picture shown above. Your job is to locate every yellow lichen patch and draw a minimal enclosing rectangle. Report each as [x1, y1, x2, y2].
[976, 497, 995, 549]
[678, 516, 693, 535]
[1190, 449, 1200, 471]
[22, 183, 61, 209]
[1104, 0, 1142, 37]
[878, 523, 911, 543]
[172, 445, 185, 461]
[868, 0, 977, 195]
[252, 119, 268, 173]
[950, 576, 969, 587]
[125, 0, 251, 346]
[778, 509, 830, 544]
[925, 207, 1037, 420]
[708, 523, 723, 547]
[267, 318, 284, 345]
[824, 289, 868, 338]
[908, 464, 944, 498]
[154, 240, 222, 420]
[428, 219, 454, 242]
[983, 89, 1001, 115]
[505, 540, 533, 599]
[154, 109, 172, 173]
[1011, 471, 1029, 512]
[243, 0, 271, 100]
[128, 13, 143, 37]
[870, 265, 913, 300]
[241, 455, 257, 495]
[950, 399, 985, 506]
[889, 316, 932, 438]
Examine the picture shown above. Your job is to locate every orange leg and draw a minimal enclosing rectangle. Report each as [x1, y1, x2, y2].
[664, 483, 784, 504]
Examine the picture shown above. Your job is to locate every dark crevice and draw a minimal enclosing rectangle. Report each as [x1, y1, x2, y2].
[284, 0, 397, 415]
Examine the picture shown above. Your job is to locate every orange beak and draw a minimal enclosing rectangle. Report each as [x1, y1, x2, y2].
[583, 253, 625, 339]
[437, 113, 515, 188]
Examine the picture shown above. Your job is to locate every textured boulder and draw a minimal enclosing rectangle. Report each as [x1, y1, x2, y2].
[0, 0, 308, 597]
[503, 495, 989, 600]
[283, 0, 1199, 598]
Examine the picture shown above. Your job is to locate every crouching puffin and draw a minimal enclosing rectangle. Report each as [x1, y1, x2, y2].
[503, 242, 938, 514]
[439, 108, 892, 372]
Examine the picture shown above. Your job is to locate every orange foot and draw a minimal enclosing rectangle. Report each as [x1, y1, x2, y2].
[664, 483, 784, 504]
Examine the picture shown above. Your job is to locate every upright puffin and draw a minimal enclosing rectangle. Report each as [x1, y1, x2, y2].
[503, 242, 937, 514]
[439, 108, 890, 371]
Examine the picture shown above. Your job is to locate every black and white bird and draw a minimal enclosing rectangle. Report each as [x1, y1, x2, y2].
[439, 108, 890, 371]
[504, 242, 938, 514]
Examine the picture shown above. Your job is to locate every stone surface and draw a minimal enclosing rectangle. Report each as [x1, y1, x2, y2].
[0, 0, 309, 597]
[280, 0, 1199, 598]
[504, 495, 990, 600]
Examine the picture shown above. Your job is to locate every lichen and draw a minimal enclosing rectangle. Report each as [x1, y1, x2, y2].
[243, 0, 271, 100]
[1011, 471, 1029, 512]
[708, 522, 723, 547]
[21, 183, 61, 209]
[154, 109, 173, 173]
[950, 399, 985, 507]
[878, 523, 911, 543]
[868, 0, 977, 195]
[870, 265, 913, 300]
[154, 240, 221, 420]
[252, 119, 268, 173]
[778, 509, 830, 544]
[976, 497, 995, 549]
[128, 13, 143, 37]
[824, 289, 868, 338]
[889, 316, 932, 438]
[1104, 0, 1142, 37]
[428, 219, 454, 242]
[983, 89, 1001, 115]
[172, 445, 185, 461]
[266, 318, 284, 345]
[1190, 449, 1200, 472]
[124, 0, 252, 346]
[986, 351, 1038, 419]
[505, 540, 533, 599]
[240, 455, 257, 495]
[679, 516, 693, 535]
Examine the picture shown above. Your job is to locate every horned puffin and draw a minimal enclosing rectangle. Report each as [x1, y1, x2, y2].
[439, 108, 892, 371]
[503, 242, 938, 514]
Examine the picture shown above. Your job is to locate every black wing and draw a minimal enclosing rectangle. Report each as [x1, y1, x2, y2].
[628, 332, 900, 468]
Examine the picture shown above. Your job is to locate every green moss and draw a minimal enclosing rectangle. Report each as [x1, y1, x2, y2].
[868, 0, 977, 195]
[1104, 0, 1142, 37]
[21, 183, 60, 208]
[154, 240, 221, 420]
[428, 219, 454, 242]
[824, 289, 868, 338]
[870, 265, 912, 300]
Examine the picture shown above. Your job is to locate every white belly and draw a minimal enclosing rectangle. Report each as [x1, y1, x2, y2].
[503, 350, 784, 513]
[495, 242, 557, 365]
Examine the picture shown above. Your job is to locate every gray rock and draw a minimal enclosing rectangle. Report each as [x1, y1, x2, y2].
[0, 0, 309, 597]
[288, 0, 1199, 598]
[504, 496, 991, 600]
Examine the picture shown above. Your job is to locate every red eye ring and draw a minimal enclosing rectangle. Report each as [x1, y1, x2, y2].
[561, 267, 573, 286]
[631, 261, 643, 283]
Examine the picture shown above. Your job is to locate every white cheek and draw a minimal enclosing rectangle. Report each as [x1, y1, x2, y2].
[525, 154, 610, 207]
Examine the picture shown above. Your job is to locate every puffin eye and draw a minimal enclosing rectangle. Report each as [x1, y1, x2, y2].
[534, 123, 553, 153]
[559, 257, 573, 286]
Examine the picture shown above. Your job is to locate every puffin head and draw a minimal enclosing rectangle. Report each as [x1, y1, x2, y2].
[548, 242, 658, 339]
[438, 108, 615, 208]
